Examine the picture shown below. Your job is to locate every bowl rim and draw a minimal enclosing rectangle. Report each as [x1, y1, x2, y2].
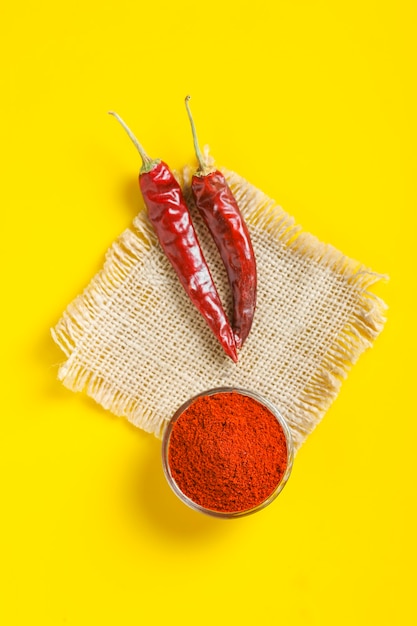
[161, 386, 294, 518]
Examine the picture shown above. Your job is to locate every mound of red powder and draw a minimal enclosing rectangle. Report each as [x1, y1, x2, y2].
[167, 391, 289, 513]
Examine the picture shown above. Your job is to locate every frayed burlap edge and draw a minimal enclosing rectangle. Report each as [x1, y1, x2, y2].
[51, 168, 387, 449]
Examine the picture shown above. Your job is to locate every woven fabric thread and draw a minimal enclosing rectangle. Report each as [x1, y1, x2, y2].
[51, 169, 386, 450]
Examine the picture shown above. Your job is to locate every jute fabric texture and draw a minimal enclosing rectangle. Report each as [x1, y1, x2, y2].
[51, 168, 386, 451]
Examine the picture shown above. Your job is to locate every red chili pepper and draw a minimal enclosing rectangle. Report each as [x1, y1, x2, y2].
[185, 97, 257, 349]
[109, 112, 238, 363]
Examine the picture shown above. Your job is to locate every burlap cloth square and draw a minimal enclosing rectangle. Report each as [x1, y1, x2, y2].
[51, 168, 386, 450]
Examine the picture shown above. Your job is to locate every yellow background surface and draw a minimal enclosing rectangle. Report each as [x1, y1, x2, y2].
[1, 1, 415, 624]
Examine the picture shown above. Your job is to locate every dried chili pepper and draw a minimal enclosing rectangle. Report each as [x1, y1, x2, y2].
[185, 96, 257, 349]
[109, 112, 238, 363]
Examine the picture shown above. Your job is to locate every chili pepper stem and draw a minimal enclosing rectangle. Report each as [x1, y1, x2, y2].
[185, 96, 215, 176]
[108, 111, 160, 174]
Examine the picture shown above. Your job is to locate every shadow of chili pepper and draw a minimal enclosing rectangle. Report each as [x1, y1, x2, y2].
[121, 176, 144, 218]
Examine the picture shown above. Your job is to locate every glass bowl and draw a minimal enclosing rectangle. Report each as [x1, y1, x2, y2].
[161, 387, 294, 518]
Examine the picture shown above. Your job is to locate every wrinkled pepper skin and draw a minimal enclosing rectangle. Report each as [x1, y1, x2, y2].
[140, 161, 238, 363]
[191, 170, 257, 349]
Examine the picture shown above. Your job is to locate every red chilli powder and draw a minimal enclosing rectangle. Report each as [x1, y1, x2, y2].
[167, 391, 288, 513]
